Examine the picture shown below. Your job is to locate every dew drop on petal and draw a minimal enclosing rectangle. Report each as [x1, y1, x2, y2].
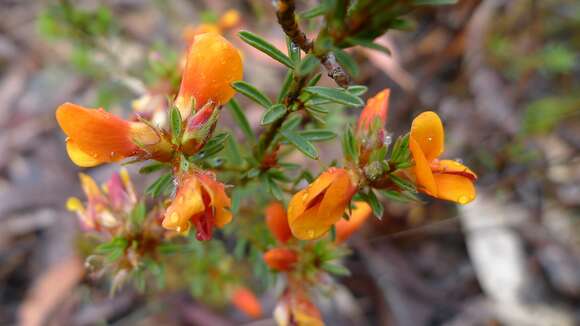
[383, 134, 392, 146]
[307, 229, 315, 239]
[427, 137, 433, 142]
[454, 158, 464, 164]
[457, 195, 470, 205]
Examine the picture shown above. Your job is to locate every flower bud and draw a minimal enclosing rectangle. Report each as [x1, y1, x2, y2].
[175, 33, 243, 118]
[263, 248, 298, 271]
[232, 287, 262, 319]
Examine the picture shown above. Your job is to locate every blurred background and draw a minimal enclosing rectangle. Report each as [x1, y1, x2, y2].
[0, 0, 578, 325]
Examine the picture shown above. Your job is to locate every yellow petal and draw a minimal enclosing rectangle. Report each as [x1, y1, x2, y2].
[66, 197, 84, 212]
[66, 140, 102, 167]
[79, 173, 102, 199]
[287, 170, 336, 228]
[432, 159, 477, 181]
[410, 111, 444, 162]
[289, 168, 356, 240]
[162, 177, 204, 231]
[409, 137, 437, 195]
[432, 174, 476, 204]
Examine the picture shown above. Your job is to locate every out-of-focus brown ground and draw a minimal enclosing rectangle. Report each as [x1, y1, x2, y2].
[0, 1, 578, 325]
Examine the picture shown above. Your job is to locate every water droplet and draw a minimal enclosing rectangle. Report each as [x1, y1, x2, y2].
[457, 195, 470, 204]
[427, 137, 433, 142]
[301, 191, 309, 203]
[383, 134, 392, 146]
[176, 226, 182, 233]
[454, 158, 464, 164]
[307, 230, 315, 239]
[110, 151, 116, 158]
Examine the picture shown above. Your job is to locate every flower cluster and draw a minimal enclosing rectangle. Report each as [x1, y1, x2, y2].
[55, 2, 478, 324]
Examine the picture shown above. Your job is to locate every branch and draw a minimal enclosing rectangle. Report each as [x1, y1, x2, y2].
[275, 0, 351, 87]
[275, 0, 312, 51]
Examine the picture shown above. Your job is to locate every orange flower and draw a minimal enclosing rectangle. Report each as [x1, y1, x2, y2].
[288, 168, 357, 240]
[263, 248, 298, 272]
[266, 202, 292, 244]
[161, 171, 232, 240]
[409, 111, 477, 204]
[357, 88, 390, 132]
[56, 103, 171, 167]
[335, 201, 372, 244]
[231, 287, 262, 319]
[175, 33, 243, 118]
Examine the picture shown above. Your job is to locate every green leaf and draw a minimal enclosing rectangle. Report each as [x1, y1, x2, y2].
[191, 133, 229, 160]
[334, 48, 359, 78]
[238, 30, 294, 68]
[307, 73, 322, 87]
[281, 130, 319, 160]
[169, 106, 182, 144]
[130, 201, 146, 226]
[296, 54, 319, 76]
[345, 37, 391, 55]
[277, 70, 294, 103]
[286, 37, 301, 63]
[300, 4, 327, 19]
[232, 81, 272, 109]
[96, 237, 128, 262]
[304, 86, 364, 107]
[389, 174, 417, 193]
[263, 175, 284, 201]
[322, 262, 351, 276]
[281, 115, 302, 131]
[382, 190, 417, 203]
[298, 130, 336, 142]
[228, 99, 254, 140]
[341, 125, 358, 163]
[365, 190, 384, 219]
[145, 173, 173, 198]
[139, 162, 167, 174]
[261, 104, 288, 125]
[346, 85, 368, 96]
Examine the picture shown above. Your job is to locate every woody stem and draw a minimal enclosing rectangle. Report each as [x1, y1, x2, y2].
[275, 0, 351, 87]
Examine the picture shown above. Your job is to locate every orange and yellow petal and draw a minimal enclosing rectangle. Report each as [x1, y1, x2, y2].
[197, 173, 232, 228]
[357, 88, 390, 131]
[232, 287, 262, 319]
[335, 201, 372, 244]
[266, 202, 293, 244]
[176, 33, 243, 117]
[288, 168, 356, 240]
[162, 176, 203, 233]
[56, 103, 138, 165]
[287, 169, 337, 227]
[431, 159, 477, 181]
[409, 137, 437, 196]
[65, 140, 102, 167]
[432, 173, 476, 204]
[263, 248, 298, 271]
[410, 111, 444, 162]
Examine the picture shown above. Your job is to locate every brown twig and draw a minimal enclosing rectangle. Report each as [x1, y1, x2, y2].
[275, 0, 351, 87]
